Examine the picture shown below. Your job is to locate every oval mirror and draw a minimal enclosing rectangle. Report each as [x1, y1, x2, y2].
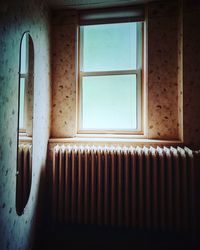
[16, 32, 34, 215]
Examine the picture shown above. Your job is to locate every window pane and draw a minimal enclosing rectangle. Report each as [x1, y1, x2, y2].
[81, 75, 137, 130]
[81, 22, 138, 72]
[20, 34, 27, 74]
[19, 78, 25, 129]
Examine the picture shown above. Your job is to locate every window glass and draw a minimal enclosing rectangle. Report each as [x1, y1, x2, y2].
[81, 22, 137, 72]
[19, 78, 25, 129]
[20, 34, 27, 74]
[82, 75, 137, 130]
[79, 21, 142, 132]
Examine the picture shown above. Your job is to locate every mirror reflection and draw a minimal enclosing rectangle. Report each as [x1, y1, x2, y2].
[16, 32, 34, 215]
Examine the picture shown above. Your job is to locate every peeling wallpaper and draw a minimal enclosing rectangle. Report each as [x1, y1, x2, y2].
[0, 0, 51, 249]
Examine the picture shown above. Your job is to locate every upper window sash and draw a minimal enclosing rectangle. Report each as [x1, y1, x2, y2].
[80, 22, 143, 73]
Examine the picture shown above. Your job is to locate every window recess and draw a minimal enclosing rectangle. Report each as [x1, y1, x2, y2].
[78, 7, 145, 134]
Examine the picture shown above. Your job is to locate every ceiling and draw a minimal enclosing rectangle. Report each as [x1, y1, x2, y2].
[47, 0, 163, 10]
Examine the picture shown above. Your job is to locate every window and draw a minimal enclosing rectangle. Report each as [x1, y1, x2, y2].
[19, 33, 29, 131]
[78, 9, 144, 134]
[19, 33, 34, 136]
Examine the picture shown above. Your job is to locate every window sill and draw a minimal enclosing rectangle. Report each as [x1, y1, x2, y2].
[19, 133, 32, 143]
[49, 136, 182, 147]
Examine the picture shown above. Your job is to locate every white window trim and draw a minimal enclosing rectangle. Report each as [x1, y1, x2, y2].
[76, 19, 146, 136]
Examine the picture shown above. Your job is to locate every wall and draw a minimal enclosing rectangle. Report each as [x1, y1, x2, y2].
[50, 0, 200, 148]
[145, 0, 200, 146]
[51, 10, 77, 137]
[148, 0, 180, 140]
[0, 0, 51, 249]
[50, 1, 181, 140]
[183, 0, 200, 146]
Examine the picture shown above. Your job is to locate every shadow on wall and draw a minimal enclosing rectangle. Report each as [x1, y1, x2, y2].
[31, 163, 48, 246]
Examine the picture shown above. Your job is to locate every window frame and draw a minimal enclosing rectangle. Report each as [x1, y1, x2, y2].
[19, 33, 29, 133]
[77, 18, 145, 135]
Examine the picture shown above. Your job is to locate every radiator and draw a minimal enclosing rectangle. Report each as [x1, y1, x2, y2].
[52, 145, 199, 232]
[16, 144, 32, 213]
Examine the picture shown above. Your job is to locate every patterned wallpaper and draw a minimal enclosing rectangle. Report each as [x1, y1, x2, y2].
[51, 1, 181, 140]
[50, 0, 200, 147]
[0, 0, 200, 248]
[183, 0, 200, 146]
[0, 0, 51, 249]
[148, 0, 180, 139]
[51, 14, 77, 137]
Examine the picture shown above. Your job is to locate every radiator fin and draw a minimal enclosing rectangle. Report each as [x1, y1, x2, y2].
[52, 145, 199, 232]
